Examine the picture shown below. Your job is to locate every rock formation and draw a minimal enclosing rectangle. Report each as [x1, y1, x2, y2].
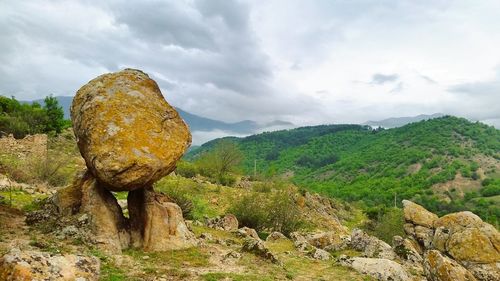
[35, 69, 195, 254]
[403, 200, 500, 281]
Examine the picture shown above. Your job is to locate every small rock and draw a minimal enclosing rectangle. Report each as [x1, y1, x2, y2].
[236, 227, 260, 240]
[310, 248, 331, 260]
[199, 233, 213, 241]
[242, 238, 282, 266]
[339, 256, 411, 281]
[266, 231, 286, 241]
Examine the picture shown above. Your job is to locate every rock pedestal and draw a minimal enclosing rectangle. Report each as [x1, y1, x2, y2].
[128, 188, 196, 251]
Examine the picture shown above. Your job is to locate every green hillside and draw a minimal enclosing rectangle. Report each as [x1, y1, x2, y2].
[188, 116, 500, 226]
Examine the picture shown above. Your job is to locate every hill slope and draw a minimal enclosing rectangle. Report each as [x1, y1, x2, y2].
[189, 116, 500, 225]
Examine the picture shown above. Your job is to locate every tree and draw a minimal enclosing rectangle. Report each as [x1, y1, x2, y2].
[43, 95, 65, 133]
[196, 140, 243, 182]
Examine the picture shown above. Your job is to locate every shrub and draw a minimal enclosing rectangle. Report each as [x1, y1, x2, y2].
[175, 161, 197, 178]
[229, 188, 303, 235]
[363, 207, 404, 243]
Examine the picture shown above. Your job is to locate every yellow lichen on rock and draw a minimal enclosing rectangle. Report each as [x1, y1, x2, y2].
[71, 68, 191, 191]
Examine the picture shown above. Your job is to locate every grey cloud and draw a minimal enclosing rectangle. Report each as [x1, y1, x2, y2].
[419, 74, 437, 84]
[371, 73, 399, 84]
[389, 82, 404, 93]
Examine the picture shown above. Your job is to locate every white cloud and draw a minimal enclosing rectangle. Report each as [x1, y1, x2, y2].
[0, 0, 499, 127]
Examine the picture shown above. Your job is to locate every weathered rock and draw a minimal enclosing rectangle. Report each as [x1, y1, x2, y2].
[128, 188, 196, 251]
[309, 247, 331, 260]
[71, 68, 191, 191]
[432, 212, 500, 264]
[206, 214, 239, 231]
[236, 227, 260, 240]
[393, 236, 423, 264]
[266, 231, 287, 242]
[414, 225, 435, 249]
[0, 248, 100, 281]
[51, 171, 129, 253]
[423, 250, 477, 281]
[462, 262, 500, 281]
[242, 238, 282, 265]
[305, 231, 347, 250]
[339, 256, 411, 281]
[403, 200, 438, 228]
[350, 229, 396, 260]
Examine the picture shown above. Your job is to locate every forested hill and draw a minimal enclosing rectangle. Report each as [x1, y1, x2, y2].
[188, 116, 500, 225]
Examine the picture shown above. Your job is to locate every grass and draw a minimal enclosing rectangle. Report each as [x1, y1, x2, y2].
[0, 190, 47, 211]
[202, 272, 273, 281]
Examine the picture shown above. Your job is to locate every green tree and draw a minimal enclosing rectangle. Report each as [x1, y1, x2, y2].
[196, 140, 243, 182]
[43, 95, 65, 133]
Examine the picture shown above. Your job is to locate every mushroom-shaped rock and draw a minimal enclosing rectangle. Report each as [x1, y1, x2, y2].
[71, 69, 191, 191]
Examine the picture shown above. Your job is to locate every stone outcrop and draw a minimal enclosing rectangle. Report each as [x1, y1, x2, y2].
[71, 68, 191, 191]
[423, 250, 477, 281]
[0, 248, 100, 281]
[403, 201, 500, 281]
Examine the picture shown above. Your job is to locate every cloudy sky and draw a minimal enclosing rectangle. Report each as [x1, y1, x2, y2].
[1, 0, 500, 128]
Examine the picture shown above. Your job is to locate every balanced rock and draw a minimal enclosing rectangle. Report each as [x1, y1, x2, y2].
[71, 68, 191, 191]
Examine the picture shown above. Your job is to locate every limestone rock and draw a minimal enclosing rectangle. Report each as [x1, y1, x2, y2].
[0, 248, 100, 281]
[402, 200, 438, 228]
[128, 188, 196, 251]
[350, 229, 396, 259]
[423, 250, 477, 281]
[393, 236, 423, 264]
[414, 225, 434, 249]
[71, 68, 191, 191]
[242, 238, 282, 265]
[339, 256, 411, 281]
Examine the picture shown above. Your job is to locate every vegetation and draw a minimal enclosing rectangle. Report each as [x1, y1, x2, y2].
[0, 95, 69, 138]
[189, 116, 500, 226]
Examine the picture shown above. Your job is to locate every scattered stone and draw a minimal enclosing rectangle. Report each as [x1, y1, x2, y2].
[199, 233, 213, 241]
[266, 231, 287, 242]
[0, 248, 100, 281]
[206, 214, 239, 231]
[305, 231, 347, 250]
[350, 229, 396, 259]
[236, 227, 260, 240]
[423, 250, 477, 281]
[242, 238, 282, 266]
[309, 247, 331, 260]
[339, 255, 411, 281]
[71, 68, 191, 191]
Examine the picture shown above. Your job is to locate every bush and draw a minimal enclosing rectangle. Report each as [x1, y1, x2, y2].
[175, 161, 197, 178]
[229, 188, 303, 235]
[363, 207, 404, 243]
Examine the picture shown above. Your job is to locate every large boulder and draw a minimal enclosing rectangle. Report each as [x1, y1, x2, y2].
[0, 248, 100, 281]
[432, 212, 499, 264]
[71, 68, 191, 191]
[128, 188, 196, 251]
[403, 200, 438, 228]
[423, 250, 477, 281]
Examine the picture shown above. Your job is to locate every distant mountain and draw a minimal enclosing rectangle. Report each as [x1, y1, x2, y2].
[364, 113, 444, 128]
[189, 116, 500, 225]
[27, 95, 294, 137]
